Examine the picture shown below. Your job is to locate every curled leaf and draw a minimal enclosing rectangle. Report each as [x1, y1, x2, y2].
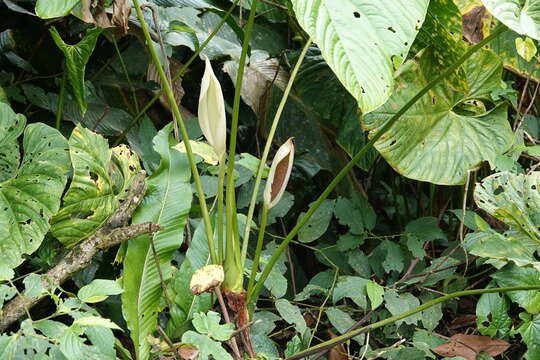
[264, 138, 295, 209]
[198, 57, 226, 158]
[190, 264, 224, 295]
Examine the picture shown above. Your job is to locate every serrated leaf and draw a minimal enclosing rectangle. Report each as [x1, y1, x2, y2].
[325, 307, 364, 345]
[0, 103, 69, 271]
[122, 124, 193, 360]
[492, 264, 540, 314]
[51, 125, 141, 247]
[363, 49, 512, 185]
[77, 279, 123, 303]
[49, 27, 102, 115]
[384, 289, 422, 326]
[290, 0, 429, 113]
[333, 276, 368, 309]
[298, 199, 334, 243]
[23, 273, 43, 298]
[275, 299, 309, 341]
[476, 291, 512, 337]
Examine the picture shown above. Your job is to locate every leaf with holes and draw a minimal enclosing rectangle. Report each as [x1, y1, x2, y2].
[122, 123, 192, 360]
[290, 0, 429, 113]
[0, 103, 69, 271]
[50, 125, 140, 247]
[363, 49, 513, 185]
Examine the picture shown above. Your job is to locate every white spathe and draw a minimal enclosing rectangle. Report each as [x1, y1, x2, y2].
[198, 57, 226, 158]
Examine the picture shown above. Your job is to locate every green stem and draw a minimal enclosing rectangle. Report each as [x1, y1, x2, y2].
[112, 36, 139, 113]
[216, 154, 227, 264]
[223, 0, 260, 292]
[248, 24, 508, 304]
[247, 203, 269, 295]
[240, 38, 313, 266]
[132, 0, 217, 264]
[286, 285, 540, 360]
[55, 71, 67, 130]
[112, 0, 239, 146]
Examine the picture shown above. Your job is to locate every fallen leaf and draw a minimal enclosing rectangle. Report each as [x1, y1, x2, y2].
[327, 330, 348, 360]
[178, 344, 199, 360]
[432, 334, 510, 360]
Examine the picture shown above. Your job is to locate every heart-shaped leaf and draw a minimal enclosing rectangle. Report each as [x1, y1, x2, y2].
[363, 49, 513, 185]
[0, 103, 69, 270]
[482, 0, 540, 40]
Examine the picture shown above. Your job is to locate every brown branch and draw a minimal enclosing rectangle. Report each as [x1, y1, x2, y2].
[0, 171, 161, 332]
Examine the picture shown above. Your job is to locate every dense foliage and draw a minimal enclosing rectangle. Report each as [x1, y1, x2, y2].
[2, 0, 540, 359]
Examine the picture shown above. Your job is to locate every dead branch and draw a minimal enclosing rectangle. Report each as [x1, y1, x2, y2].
[0, 171, 161, 332]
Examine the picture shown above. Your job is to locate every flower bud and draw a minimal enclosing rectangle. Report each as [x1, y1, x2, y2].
[198, 57, 226, 158]
[264, 138, 295, 208]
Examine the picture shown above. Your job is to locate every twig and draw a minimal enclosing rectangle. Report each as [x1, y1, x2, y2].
[0, 172, 161, 332]
[214, 288, 243, 360]
[149, 234, 174, 311]
[140, 4, 179, 140]
[157, 326, 180, 360]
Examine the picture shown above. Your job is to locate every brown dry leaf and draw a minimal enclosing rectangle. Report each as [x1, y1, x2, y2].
[449, 314, 477, 329]
[147, 59, 186, 113]
[112, 0, 131, 34]
[327, 330, 348, 360]
[223, 51, 289, 120]
[189, 265, 224, 295]
[178, 345, 199, 360]
[432, 334, 510, 360]
[462, 6, 491, 44]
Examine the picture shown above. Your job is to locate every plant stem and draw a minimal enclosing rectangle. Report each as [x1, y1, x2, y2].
[286, 285, 540, 360]
[240, 38, 313, 266]
[132, 0, 217, 264]
[217, 154, 227, 264]
[223, 0, 260, 292]
[112, 36, 139, 113]
[248, 24, 508, 304]
[112, 0, 239, 146]
[55, 71, 67, 130]
[247, 203, 268, 294]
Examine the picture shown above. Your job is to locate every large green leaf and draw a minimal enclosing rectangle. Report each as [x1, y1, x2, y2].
[290, 0, 429, 113]
[482, 0, 540, 40]
[35, 0, 81, 19]
[466, 171, 540, 271]
[51, 125, 141, 247]
[0, 103, 69, 271]
[122, 124, 192, 360]
[49, 27, 102, 115]
[363, 49, 513, 185]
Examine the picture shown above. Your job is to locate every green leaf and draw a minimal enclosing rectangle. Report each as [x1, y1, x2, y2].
[325, 307, 364, 345]
[35, 0, 81, 18]
[73, 316, 122, 330]
[384, 289, 422, 326]
[59, 326, 86, 360]
[298, 199, 335, 243]
[482, 0, 540, 40]
[275, 299, 309, 341]
[334, 195, 376, 234]
[0, 284, 16, 309]
[518, 313, 540, 359]
[516, 37, 537, 61]
[49, 27, 102, 115]
[476, 291, 512, 337]
[34, 320, 68, 339]
[475, 171, 540, 242]
[122, 124, 192, 360]
[490, 29, 540, 82]
[363, 49, 513, 185]
[192, 311, 234, 342]
[0, 103, 69, 271]
[77, 279, 123, 303]
[290, 0, 429, 113]
[181, 331, 233, 360]
[366, 280, 385, 309]
[23, 273, 43, 298]
[51, 125, 141, 247]
[333, 276, 368, 309]
[492, 264, 540, 314]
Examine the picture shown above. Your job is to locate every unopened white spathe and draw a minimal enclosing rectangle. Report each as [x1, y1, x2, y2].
[264, 138, 295, 208]
[198, 57, 226, 158]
